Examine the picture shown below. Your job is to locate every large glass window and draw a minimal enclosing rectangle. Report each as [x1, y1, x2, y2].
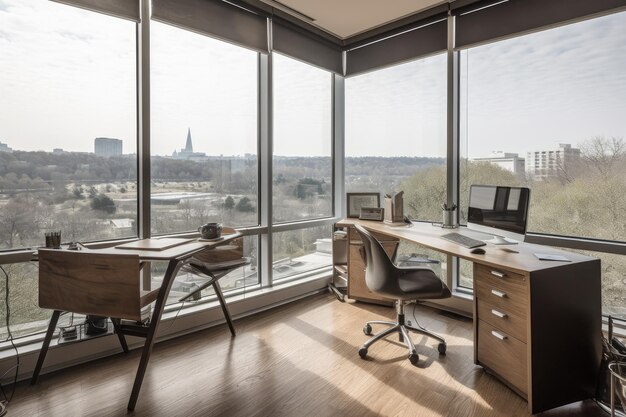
[0, 0, 137, 336]
[272, 53, 333, 223]
[272, 225, 332, 281]
[151, 22, 259, 234]
[459, 11, 626, 308]
[345, 54, 447, 222]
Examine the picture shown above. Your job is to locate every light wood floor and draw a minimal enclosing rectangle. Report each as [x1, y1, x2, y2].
[9, 292, 602, 417]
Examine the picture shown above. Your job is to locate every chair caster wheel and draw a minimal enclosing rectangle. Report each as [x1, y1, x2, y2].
[363, 324, 372, 335]
[358, 347, 368, 359]
[438, 343, 447, 355]
[409, 352, 419, 365]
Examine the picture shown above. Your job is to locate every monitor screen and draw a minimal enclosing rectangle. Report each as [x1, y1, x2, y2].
[468, 185, 530, 235]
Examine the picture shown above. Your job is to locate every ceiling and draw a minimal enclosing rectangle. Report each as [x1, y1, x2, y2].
[258, 0, 448, 39]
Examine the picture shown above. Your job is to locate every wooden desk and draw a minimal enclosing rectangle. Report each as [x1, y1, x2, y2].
[31, 233, 242, 411]
[336, 218, 601, 414]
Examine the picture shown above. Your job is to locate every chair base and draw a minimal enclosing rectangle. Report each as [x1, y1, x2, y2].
[358, 302, 446, 365]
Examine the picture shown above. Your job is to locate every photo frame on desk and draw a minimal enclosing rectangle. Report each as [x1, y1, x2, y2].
[347, 193, 380, 218]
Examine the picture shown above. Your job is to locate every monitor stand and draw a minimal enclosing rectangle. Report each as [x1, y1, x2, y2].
[486, 236, 519, 245]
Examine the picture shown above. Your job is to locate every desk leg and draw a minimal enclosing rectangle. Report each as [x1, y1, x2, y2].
[213, 280, 235, 337]
[111, 318, 129, 353]
[127, 259, 180, 411]
[31, 310, 61, 385]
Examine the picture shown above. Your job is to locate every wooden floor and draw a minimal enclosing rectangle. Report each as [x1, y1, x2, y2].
[9, 292, 605, 417]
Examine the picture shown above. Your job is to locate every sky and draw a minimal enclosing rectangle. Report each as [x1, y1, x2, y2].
[0, 0, 625, 158]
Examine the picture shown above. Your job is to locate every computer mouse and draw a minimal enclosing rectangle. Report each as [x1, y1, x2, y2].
[470, 247, 486, 255]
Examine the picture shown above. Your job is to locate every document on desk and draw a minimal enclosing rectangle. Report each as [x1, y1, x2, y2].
[534, 253, 571, 262]
[116, 238, 190, 251]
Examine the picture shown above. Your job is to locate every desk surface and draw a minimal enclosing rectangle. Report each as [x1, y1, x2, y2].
[79, 233, 242, 261]
[337, 218, 595, 275]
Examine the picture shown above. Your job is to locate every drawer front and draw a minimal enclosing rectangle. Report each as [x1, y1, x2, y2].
[475, 264, 528, 319]
[348, 244, 388, 302]
[477, 299, 527, 343]
[477, 320, 528, 395]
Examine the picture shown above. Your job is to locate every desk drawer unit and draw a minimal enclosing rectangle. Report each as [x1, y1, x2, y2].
[474, 263, 529, 397]
[477, 320, 528, 395]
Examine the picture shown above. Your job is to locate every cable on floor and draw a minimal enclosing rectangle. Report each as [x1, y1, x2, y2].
[0, 265, 19, 413]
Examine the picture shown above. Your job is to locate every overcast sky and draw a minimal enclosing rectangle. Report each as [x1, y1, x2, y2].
[1, 1, 625, 158]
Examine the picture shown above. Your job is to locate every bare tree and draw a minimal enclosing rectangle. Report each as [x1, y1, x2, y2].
[580, 136, 625, 180]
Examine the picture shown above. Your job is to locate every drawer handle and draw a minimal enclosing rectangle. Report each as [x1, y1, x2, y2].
[490, 270, 506, 278]
[491, 289, 507, 298]
[491, 330, 508, 340]
[491, 309, 507, 319]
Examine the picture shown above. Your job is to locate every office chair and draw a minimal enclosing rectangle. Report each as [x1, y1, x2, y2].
[354, 224, 451, 365]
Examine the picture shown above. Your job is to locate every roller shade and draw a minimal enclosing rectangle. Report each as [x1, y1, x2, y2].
[51, 0, 140, 22]
[272, 22, 343, 74]
[152, 0, 269, 53]
[456, 0, 626, 48]
[345, 19, 447, 77]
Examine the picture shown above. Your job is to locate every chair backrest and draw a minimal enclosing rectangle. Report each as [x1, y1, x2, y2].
[355, 224, 440, 299]
[39, 249, 143, 321]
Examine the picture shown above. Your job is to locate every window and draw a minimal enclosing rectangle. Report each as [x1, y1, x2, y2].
[345, 54, 447, 222]
[151, 21, 259, 235]
[272, 225, 332, 281]
[458, 11, 626, 308]
[0, 0, 137, 336]
[272, 53, 333, 223]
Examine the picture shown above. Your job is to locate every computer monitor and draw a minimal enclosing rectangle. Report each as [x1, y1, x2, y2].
[467, 185, 531, 245]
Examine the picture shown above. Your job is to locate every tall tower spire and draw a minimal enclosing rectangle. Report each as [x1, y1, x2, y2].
[185, 128, 193, 152]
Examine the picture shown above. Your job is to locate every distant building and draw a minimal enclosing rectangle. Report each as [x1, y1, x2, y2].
[472, 152, 525, 176]
[525, 143, 581, 180]
[94, 137, 123, 157]
[172, 128, 207, 160]
[53, 148, 65, 154]
[0, 142, 13, 153]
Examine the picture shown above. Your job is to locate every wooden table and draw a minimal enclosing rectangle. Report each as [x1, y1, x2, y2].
[31, 233, 242, 411]
[336, 218, 601, 414]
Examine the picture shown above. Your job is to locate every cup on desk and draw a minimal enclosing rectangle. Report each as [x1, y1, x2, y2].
[198, 223, 222, 239]
[45, 231, 62, 249]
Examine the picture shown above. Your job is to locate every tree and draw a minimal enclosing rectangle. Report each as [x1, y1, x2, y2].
[580, 136, 625, 180]
[224, 195, 235, 210]
[295, 178, 324, 200]
[90, 193, 116, 214]
[236, 196, 255, 213]
[72, 185, 83, 199]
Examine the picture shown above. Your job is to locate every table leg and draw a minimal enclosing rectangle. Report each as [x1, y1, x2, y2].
[31, 310, 61, 385]
[127, 259, 181, 411]
[213, 280, 235, 337]
[110, 318, 129, 353]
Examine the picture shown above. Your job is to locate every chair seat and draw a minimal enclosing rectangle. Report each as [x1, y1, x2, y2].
[398, 269, 451, 300]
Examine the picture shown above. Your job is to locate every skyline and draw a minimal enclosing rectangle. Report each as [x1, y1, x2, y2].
[0, 1, 625, 158]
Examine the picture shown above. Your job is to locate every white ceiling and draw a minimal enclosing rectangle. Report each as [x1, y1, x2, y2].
[260, 0, 447, 39]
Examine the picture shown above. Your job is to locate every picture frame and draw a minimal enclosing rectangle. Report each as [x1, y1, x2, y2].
[346, 193, 380, 218]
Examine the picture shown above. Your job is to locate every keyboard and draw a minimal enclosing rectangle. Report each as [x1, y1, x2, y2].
[440, 232, 486, 249]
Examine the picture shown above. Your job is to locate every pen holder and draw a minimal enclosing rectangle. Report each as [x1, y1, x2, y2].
[442, 209, 456, 228]
[45, 231, 62, 249]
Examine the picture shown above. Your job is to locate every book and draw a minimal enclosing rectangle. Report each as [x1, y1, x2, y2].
[534, 253, 571, 262]
[115, 238, 190, 251]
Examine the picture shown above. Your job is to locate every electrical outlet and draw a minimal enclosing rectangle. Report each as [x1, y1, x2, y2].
[407, 320, 412, 326]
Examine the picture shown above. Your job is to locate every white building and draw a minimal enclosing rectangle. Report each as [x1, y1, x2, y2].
[94, 137, 123, 157]
[525, 143, 581, 180]
[472, 152, 525, 176]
